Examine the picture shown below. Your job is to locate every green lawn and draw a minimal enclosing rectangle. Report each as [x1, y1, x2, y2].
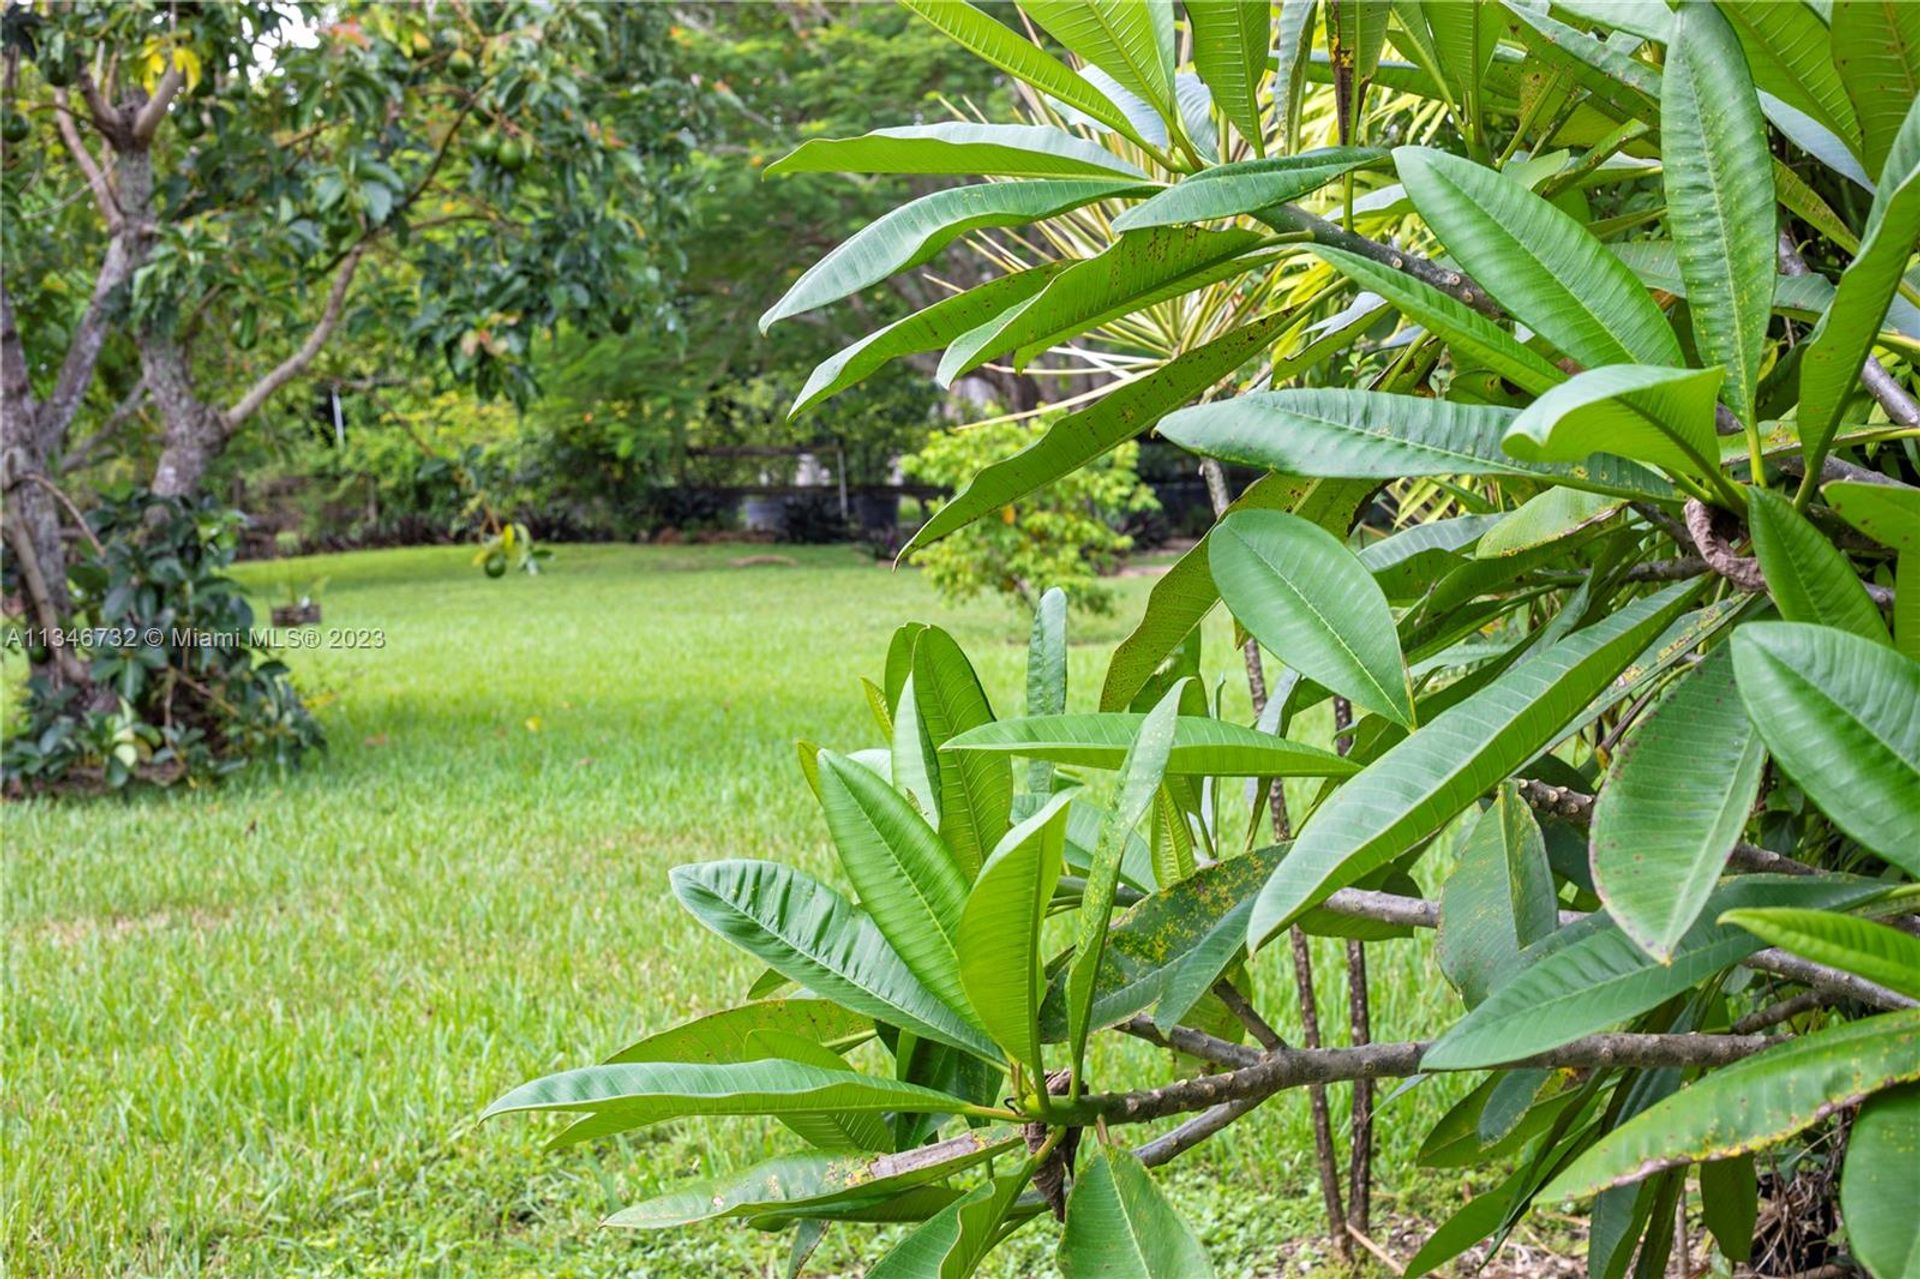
[6, 544, 1474, 1278]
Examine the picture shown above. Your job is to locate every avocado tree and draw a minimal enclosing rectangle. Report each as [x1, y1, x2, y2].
[494, 1, 1919, 1274]
[0, 0, 695, 687]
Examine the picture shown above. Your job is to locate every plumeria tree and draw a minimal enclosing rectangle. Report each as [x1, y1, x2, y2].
[493, 3, 1919, 1276]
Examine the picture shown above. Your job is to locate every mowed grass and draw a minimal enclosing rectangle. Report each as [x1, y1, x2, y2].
[5, 543, 1475, 1278]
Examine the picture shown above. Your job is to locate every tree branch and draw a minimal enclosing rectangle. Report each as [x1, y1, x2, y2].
[222, 245, 366, 429]
[1258, 204, 1504, 317]
[1065, 1033, 1778, 1127]
[53, 90, 119, 229]
[130, 62, 188, 145]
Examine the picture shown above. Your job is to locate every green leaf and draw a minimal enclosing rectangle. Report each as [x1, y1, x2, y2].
[1394, 146, 1681, 369]
[1798, 97, 1920, 477]
[892, 675, 943, 825]
[938, 226, 1272, 383]
[899, 1, 1157, 151]
[484, 1058, 991, 1137]
[1662, 1, 1777, 427]
[957, 791, 1074, 1074]
[1360, 514, 1504, 600]
[904, 311, 1294, 555]
[1067, 683, 1182, 1085]
[1719, 0, 1860, 153]
[816, 751, 971, 1015]
[605, 1130, 1023, 1229]
[791, 265, 1066, 418]
[913, 627, 1013, 879]
[1698, 1156, 1757, 1269]
[1026, 1, 1176, 125]
[1273, 0, 1319, 150]
[1544, 1009, 1920, 1199]
[1100, 476, 1377, 710]
[1843, 1084, 1920, 1279]
[1025, 587, 1069, 794]
[946, 712, 1357, 777]
[1058, 1145, 1215, 1279]
[1503, 3, 1662, 123]
[760, 179, 1147, 331]
[1746, 487, 1892, 644]
[1832, 0, 1920, 175]
[747, 1028, 897, 1153]
[606, 1000, 873, 1066]
[1474, 487, 1620, 560]
[1503, 365, 1727, 487]
[1402, 1161, 1533, 1277]
[1591, 647, 1768, 961]
[1824, 480, 1920, 554]
[1188, 0, 1270, 156]
[1424, 875, 1889, 1070]
[1161, 388, 1674, 502]
[1307, 244, 1566, 396]
[671, 860, 998, 1060]
[1719, 908, 1920, 1001]
[1732, 622, 1920, 871]
[887, 623, 929, 714]
[1418, 1074, 1582, 1168]
[1423, 0, 1498, 146]
[868, 1163, 1032, 1278]
[1245, 579, 1703, 952]
[1437, 785, 1558, 1008]
[1210, 508, 1414, 726]
[1112, 148, 1385, 229]
[766, 123, 1148, 180]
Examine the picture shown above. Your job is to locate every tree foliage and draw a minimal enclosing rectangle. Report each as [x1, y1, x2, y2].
[494, 1, 1917, 1271]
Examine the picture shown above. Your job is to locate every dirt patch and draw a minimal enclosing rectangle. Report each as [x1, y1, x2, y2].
[28, 905, 231, 948]
[730, 554, 798, 568]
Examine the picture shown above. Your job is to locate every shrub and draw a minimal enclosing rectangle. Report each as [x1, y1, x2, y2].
[904, 421, 1159, 613]
[493, 4, 1920, 1276]
[3, 491, 323, 793]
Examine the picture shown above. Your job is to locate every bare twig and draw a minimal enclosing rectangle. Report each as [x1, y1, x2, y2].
[222, 245, 366, 429]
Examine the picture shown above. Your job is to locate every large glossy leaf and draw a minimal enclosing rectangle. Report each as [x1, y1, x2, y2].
[938, 226, 1272, 383]
[1662, 1, 1776, 427]
[747, 1028, 896, 1153]
[1159, 388, 1675, 502]
[1188, 0, 1270, 156]
[1112, 148, 1385, 229]
[606, 1130, 1023, 1229]
[760, 179, 1147, 330]
[1423, 875, 1889, 1070]
[957, 791, 1074, 1074]
[817, 751, 971, 1014]
[1824, 481, 1920, 554]
[1544, 1009, 1920, 1199]
[892, 674, 943, 824]
[905, 312, 1294, 556]
[766, 123, 1147, 180]
[671, 860, 998, 1059]
[793, 266, 1065, 420]
[1394, 146, 1681, 369]
[1833, 0, 1920, 174]
[1843, 1084, 1920, 1279]
[947, 712, 1356, 777]
[1026, 1, 1176, 124]
[1360, 514, 1503, 600]
[1745, 487, 1891, 644]
[1423, 0, 1498, 145]
[1502, 365, 1726, 486]
[1436, 786, 1557, 1008]
[484, 1058, 992, 1137]
[606, 1000, 872, 1066]
[1058, 1145, 1215, 1279]
[1040, 843, 1412, 1042]
[1025, 587, 1069, 795]
[1273, 0, 1318, 149]
[1719, 908, 1920, 1001]
[1066, 684, 1181, 1083]
[912, 627, 1012, 879]
[1591, 648, 1768, 961]
[1732, 622, 1920, 871]
[1210, 508, 1414, 725]
[1307, 244, 1566, 395]
[1719, 0, 1860, 153]
[1101, 475, 1376, 710]
[1503, 2, 1662, 123]
[899, 1, 1154, 150]
[1798, 97, 1920, 476]
[1244, 579, 1703, 952]
[868, 1164, 1032, 1278]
